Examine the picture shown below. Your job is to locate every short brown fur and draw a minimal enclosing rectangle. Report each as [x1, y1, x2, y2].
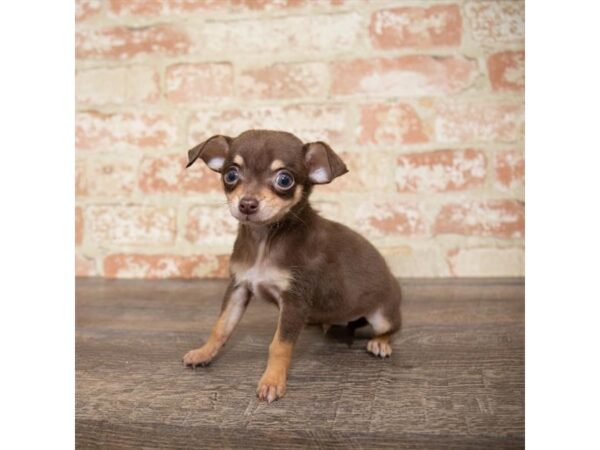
[183, 130, 402, 402]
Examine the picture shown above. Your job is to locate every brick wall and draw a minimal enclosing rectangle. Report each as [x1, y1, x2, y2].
[75, 0, 525, 279]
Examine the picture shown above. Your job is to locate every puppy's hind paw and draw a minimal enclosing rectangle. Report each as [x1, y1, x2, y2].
[367, 338, 392, 358]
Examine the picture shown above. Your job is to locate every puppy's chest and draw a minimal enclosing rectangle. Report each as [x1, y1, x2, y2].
[231, 242, 291, 298]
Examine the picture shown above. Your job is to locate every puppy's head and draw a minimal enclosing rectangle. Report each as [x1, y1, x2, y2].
[186, 130, 348, 225]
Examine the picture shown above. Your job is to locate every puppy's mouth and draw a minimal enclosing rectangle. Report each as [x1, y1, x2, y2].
[228, 203, 285, 226]
[234, 212, 276, 226]
[239, 213, 258, 224]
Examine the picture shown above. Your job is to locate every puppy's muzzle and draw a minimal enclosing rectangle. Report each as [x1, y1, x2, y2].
[239, 197, 259, 215]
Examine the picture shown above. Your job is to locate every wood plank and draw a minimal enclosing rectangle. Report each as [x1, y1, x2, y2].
[76, 278, 524, 449]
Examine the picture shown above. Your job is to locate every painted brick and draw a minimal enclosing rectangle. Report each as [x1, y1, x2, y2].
[76, 207, 84, 245]
[104, 254, 229, 279]
[355, 201, 428, 239]
[76, 24, 191, 59]
[108, 0, 225, 16]
[311, 200, 343, 223]
[185, 205, 238, 247]
[359, 104, 428, 145]
[319, 152, 395, 194]
[73, 0, 525, 280]
[396, 149, 486, 193]
[488, 51, 525, 91]
[79, 159, 137, 197]
[434, 200, 524, 238]
[237, 62, 328, 99]
[76, 111, 177, 151]
[382, 245, 451, 277]
[188, 104, 349, 145]
[76, 160, 87, 197]
[166, 63, 234, 103]
[76, 67, 160, 106]
[76, 0, 102, 21]
[76, 254, 97, 277]
[331, 56, 478, 96]
[465, 1, 524, 46]
[494, 150, 524, 191]
[370, 5, 461, 49]
[433, 101, 524, 143]
[86, 205, 177, 246]
[199, 13, 361, 55]
[139, 155, 222, 194]
[231, 0, 306, 11]
[447, 247, 524, 277]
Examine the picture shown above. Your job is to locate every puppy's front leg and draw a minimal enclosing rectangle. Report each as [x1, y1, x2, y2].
[183, 280, 250, 368]
[257, 299, 307, 403]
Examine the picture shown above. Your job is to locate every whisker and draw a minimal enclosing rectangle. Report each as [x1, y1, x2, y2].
[288, 209, 307, 227]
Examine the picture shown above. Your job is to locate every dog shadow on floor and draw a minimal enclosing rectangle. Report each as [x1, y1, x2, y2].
[323, 317, 373, 348]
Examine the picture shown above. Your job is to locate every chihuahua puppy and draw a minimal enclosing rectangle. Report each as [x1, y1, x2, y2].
[183, 130, 401, 403]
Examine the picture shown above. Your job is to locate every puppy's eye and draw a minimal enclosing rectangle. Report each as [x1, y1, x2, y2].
[223, 167, 239, 185]
[274, 171, 294, 190]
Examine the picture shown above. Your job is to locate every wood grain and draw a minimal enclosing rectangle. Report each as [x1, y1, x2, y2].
[76, 278, 524, 449]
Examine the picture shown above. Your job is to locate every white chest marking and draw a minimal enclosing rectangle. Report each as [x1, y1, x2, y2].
[232, 241, 291, 296]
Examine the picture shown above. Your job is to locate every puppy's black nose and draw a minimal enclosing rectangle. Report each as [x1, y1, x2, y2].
[239, 197, 259, 215]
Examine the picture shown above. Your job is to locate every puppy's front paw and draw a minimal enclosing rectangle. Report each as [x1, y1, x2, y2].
[256, 371, 287, 403]
[182, 346, 215, 368]
[367, 337, 392, 358]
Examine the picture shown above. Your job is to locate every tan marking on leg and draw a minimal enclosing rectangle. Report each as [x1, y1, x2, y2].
[257, 331, 293, 403]
[366, 334, 392, 358]
[183, 288, 246, 367]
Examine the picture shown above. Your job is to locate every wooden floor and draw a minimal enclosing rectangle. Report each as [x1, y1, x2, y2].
[76, 278, 524, 449]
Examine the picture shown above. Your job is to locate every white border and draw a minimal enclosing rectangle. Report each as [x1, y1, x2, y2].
[0, 2, 74, 448]
[527, 1, 600, 448]
[2, 1, 600, 447]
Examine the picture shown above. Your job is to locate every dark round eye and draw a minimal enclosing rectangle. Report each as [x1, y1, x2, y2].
[223, 167, 239, 185]
[274, 171, 294, 190]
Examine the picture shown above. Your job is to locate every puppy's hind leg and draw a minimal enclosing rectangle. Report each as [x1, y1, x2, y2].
[365, 306, 401, 358]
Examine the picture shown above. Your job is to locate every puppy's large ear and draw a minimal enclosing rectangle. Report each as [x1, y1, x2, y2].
[304, 141, 348, 184]
[186, 135, 231, 172]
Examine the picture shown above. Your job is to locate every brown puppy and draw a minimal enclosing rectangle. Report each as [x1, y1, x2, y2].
[183, 130, 401, 403]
